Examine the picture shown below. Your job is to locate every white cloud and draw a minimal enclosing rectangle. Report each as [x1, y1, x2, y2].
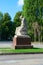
[18, 0, 24, 6]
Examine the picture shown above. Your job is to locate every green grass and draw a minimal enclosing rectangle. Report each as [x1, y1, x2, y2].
[0, 48, 43, 53]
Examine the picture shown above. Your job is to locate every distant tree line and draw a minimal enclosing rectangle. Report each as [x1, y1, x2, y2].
[0, 0, 43, 42]
[0, 12, 15, 41]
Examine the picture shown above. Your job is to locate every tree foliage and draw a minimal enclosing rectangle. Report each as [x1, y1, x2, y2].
[14, 11, 22, 27]
[0, 12, 15, 41]
[23, 0, 43, 41]
[0, 12, 3, 40]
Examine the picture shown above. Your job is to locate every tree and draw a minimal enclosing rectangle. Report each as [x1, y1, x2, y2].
[23, 0, 43, 23]
[32, 22, 40, 41]
[0, 12, 3, 40]
[22, 0, 43, 41]
[3, 13, 11, 21]
[0, 12, 3, 22]
[1, 13, 13, 40]
[14, 11, 22, 27]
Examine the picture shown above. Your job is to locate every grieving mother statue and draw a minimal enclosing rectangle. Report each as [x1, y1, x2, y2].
[13, 15, 32, 49]
[15, 15, 28, 36]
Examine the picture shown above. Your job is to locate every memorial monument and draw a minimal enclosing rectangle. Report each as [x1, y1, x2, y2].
[13, 15, 33, 49]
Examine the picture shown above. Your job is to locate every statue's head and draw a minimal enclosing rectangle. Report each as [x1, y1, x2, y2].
[20, 15, 23, 20]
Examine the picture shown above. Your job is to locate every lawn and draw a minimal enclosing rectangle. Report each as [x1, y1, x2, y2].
[0, 48, 43, 53]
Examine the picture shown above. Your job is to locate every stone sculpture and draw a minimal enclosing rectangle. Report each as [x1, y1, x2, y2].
[15, 15, 28, 36]
[13, 15, 33, 49]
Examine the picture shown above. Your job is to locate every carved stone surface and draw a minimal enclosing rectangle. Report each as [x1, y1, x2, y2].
[15, 15, 28, 36]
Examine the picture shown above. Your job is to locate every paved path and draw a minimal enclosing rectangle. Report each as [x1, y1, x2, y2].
[0, 41, 12, 48]
[0, 41, 43, 48]
[32, 42, 43, 48]
[0, 54, 43, 65]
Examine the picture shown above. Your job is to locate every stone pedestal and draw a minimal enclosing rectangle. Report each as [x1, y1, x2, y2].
[13, 35, 33, 49]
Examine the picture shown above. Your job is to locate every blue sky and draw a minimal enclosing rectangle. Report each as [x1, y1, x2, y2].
[0, 0, 24, 20]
